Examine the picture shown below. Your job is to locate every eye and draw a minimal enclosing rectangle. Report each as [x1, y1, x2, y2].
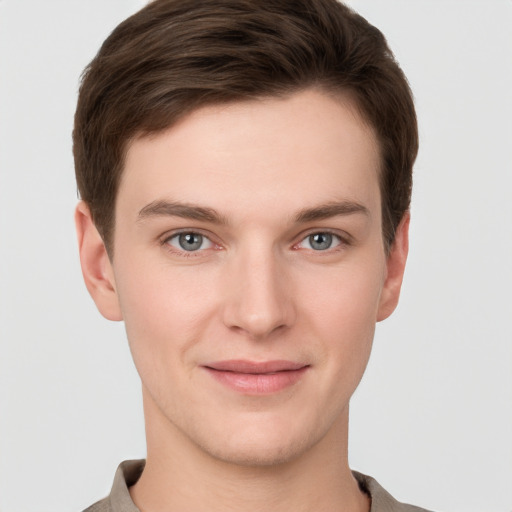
[298, 232, 343, 251]
[166, 232, 214, 252]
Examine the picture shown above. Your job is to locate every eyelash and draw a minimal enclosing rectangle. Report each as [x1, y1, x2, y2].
[160, 229, 351, 257]
[293, 230, 348, 252]
[161, 230, 220, 258]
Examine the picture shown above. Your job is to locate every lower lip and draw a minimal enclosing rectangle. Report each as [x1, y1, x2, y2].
[203, 367, 309, 394]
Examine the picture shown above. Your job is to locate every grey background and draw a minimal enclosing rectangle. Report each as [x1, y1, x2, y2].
[0, 1, 511, 511]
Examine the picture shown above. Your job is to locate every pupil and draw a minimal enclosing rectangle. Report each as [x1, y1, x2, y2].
[310, 233, 332, 250]
[179, 233, 202, 251]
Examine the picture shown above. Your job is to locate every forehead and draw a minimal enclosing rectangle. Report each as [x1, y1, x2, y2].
[119, 89, 381, 221]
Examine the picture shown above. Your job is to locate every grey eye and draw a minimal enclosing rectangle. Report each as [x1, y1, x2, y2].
[308, 233, 334, 250]
[178, 233, 203, 251]
[177, 232, 204, 251]
[166, 232, 215, 254]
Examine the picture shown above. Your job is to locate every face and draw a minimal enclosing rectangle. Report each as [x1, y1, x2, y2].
[77, 89, 408, 467]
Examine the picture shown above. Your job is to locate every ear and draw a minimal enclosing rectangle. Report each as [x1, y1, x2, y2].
[377, 212, 410, 322]
[75, 201, 123, 321]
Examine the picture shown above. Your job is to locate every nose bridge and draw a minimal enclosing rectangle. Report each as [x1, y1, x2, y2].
[223, 239, 294, 339]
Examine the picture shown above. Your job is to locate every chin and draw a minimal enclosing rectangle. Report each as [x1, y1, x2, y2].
[185, 410, 327, 468]
[201, 434, 311, 468]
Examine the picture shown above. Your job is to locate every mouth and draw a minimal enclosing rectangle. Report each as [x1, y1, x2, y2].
[202, 360, 310, 394]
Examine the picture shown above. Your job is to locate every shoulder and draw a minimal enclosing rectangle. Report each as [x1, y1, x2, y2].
[81, 460, 144, 512]
[82, 497, 111, 512]
[353, 471, 436, 512]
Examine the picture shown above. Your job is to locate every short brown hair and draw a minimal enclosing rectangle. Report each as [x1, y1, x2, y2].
[73, 0, 418, 254]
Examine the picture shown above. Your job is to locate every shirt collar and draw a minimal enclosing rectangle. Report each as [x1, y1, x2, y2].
[104, 459, 428, 512]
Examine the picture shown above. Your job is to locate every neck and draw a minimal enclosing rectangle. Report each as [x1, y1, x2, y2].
[130, 391, 369, 512]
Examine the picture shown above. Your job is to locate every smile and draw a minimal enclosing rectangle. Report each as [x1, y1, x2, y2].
[202, 360, 310, 394]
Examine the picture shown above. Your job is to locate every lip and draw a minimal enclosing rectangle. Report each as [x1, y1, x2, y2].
[202, 359, 309, 395]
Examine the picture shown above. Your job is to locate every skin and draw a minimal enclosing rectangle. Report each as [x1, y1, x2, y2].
[76, 89, 409, 512]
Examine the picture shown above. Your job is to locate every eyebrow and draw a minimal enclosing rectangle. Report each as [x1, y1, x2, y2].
[137, 199, 369, 225]
[137, 200, 229, 225]
[293, 201, 370, 223]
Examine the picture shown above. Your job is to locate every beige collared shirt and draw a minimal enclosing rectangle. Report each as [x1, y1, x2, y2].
[83, 460, 434, 512]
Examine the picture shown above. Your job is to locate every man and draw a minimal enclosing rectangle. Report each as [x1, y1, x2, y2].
[74, 0, 429, 510]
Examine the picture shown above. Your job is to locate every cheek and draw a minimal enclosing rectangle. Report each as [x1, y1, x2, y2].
[113, 260, 221, 376]
[296, 257, 384, 371]
[298, 256, 385, 327]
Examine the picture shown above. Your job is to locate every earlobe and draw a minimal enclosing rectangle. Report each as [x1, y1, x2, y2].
[376, 212, 410, 322]
[75, 201, 123, 321]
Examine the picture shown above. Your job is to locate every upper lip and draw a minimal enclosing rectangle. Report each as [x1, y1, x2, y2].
[204, 360, 308, 374]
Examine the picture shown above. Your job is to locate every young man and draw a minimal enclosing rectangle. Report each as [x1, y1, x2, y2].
[74, 0, 428, 510]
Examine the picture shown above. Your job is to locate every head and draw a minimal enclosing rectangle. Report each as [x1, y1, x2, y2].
[73, 0, 417, 257]
[74, 0, 417, 468]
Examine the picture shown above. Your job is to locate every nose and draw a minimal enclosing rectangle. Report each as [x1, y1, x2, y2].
[222, 245, 296, 340]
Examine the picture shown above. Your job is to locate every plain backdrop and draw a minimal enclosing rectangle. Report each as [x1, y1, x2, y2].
[0, 1, 511, 511]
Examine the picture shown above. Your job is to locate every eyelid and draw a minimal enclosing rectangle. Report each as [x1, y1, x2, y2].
[160, 227, 214, 243]
[158, 227, 352, 255]
[292, 229, 352, 250]
[160, 228, 222, 256]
